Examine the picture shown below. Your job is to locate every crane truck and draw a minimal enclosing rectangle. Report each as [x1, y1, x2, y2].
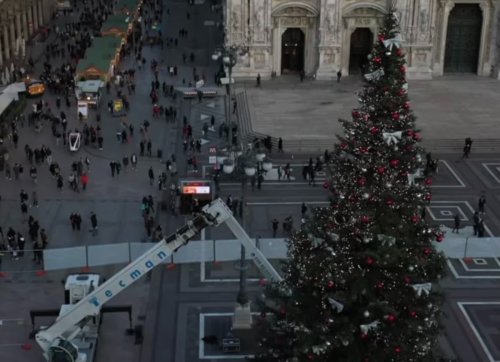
[35, 198, 282, 362]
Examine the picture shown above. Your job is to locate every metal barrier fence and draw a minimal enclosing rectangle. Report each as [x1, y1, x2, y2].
[0, 239, 288, 273]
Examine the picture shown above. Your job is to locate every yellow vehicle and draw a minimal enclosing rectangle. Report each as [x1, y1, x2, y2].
[25, 78, 46, 97]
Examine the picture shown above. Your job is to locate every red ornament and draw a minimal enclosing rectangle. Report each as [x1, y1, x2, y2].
[359, 147, 369, 154]
[279, 306, 287, 315]
[413, 132, 422, 141]
[396, 48, 403, 57]
[387, 314, 396, 322]
[407, 129, 414, 137]
[259, 278, 267, 286]
[375, 282, 384, 289]
[394, 346, 402, 353]
[404, 276, 412, 284]
[391, 112, 400, 120]
[424, 247, 432, 256]
[390, 159, 400, 167]
[366, 256, 375, 266]
[340, 142, 348, 150]
[360, 332, 369, 340]
[323, 181, 331, 189]
[361, 215, 370, 224]
[398, 89, 406, 96]
[352, 110, 360, 118]
[327, 280, 335, 288]
[378, 35, 385, 42]
[386, 198, 395, 206]
[424, 178, 433, 186]
[425, 193, 432, 201]
[308, 354, 314, 360]
[400, 66, 406, 73]
[409, 311, 417, 318]
[436, 234, 445, 242]
[373, 56, 382, 64]
[410, 215, 421, 224]
[370, 126, 379, 135]
[357, 177, 367, 187]
[377, 166, 386, 175]
[403, 101, 410, 109]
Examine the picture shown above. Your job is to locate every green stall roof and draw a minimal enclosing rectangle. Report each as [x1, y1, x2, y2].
[76, 37, 122, 74]
[101, 14, 130, 35]
[115, 0, 140, 13]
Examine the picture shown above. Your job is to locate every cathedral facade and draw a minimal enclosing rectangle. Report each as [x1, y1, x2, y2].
[225, 0, 500, 80]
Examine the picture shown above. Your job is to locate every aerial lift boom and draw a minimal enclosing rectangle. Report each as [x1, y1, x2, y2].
[35, 198, 282, 362]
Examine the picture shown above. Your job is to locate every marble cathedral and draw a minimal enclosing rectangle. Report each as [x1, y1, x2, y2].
[225, 0, 500, 80]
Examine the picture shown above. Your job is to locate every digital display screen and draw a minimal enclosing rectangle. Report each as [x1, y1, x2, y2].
[182, 186, 211, 194]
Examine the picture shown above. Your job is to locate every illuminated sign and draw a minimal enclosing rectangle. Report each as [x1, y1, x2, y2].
[182, 186, 210, 194]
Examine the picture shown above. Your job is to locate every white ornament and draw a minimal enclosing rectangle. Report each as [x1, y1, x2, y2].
[383, 131, 403, 145]
[363, 310, 370, 318]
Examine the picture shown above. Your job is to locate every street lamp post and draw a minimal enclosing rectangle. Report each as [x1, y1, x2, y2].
[212, 45, 246, 156]
[222, 145, 272, 329]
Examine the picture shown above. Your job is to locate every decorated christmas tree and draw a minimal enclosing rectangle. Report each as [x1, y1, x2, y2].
[253, 9, 446, 362]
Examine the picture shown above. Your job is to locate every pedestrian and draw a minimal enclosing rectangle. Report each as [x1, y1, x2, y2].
[110, 161, 116, 177]
[70, 213, 76, 230]
[81, 173, 89, 190]
[301, 202, 308, 218]
[148, 167, 154, 186]
[40, 229, 48, 248]
[337, 70, 342, 82]
[140, 140, 145, 156]
[478, 194, 486, 214]
[278, 137, 283, 152]
[271, 218, 279, 238]
[226, 195, 233, 209]
[452, 214, 460, 233]
[473, 211, 480, 236]
[31, 191, 39, 207]
[75, 213, 82, 231]
[131, 153, 138, 170]
[122, 156, 129, 172]
[256, 73, 261, 87]
[257, 173, 264, 189]
[462, 137, 472, 159]
[277, 166, 282, 181]
[147, 140, 152, 157]
[89, 212, 98, 234]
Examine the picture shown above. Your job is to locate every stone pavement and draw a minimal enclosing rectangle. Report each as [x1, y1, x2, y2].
[240, 75, 500, 153]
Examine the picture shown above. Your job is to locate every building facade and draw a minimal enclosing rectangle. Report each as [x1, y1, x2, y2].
[225, 0, 500, 80]
[0, 0, 55, 70]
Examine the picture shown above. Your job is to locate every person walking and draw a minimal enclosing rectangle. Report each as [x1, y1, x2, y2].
[478, 194, 486, 214]
[131, 153, 138, 170]
[301, 203, 308, 218]
[89, 212, 98, 235]
[271, 218, 279, 238]
[337, 70, 342, 82]
[147, 140, 152, 157]
[81, 173, 89, 190]
[70, 213, 77, 230]
[256, 73, 261, 87]
[31, 191, 39, 207]
[462, 137, 472, 159]
[452, 214, 460, 233]
[278, 137, 283, 152]
[473, 211, 480, 236]
[110, 161, 116, 177]
[148, 167, 155, 186]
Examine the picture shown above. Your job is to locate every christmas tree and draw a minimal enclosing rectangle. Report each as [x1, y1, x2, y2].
[253, 9, 446, 362]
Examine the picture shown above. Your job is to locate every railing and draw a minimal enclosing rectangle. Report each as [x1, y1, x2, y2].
[0, 239, 288, 274]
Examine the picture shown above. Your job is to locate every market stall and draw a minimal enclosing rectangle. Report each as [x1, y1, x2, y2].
[101, 14, 131, 38]
[75, 36, 123, 81]
[76, 80, 104, 108]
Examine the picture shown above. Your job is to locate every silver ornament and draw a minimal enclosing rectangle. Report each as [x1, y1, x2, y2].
[363, 310, 370, 318]
[362, 193, 370, 199]
[408, 265, 414, 272]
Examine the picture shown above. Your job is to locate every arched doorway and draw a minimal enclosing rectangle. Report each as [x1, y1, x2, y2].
[281, 28, 305, 74]
[349, 28, 373, 74]
[444, 4, 483, 73]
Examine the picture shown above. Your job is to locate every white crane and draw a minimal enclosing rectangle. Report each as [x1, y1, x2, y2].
[35, 198, 282, 362]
